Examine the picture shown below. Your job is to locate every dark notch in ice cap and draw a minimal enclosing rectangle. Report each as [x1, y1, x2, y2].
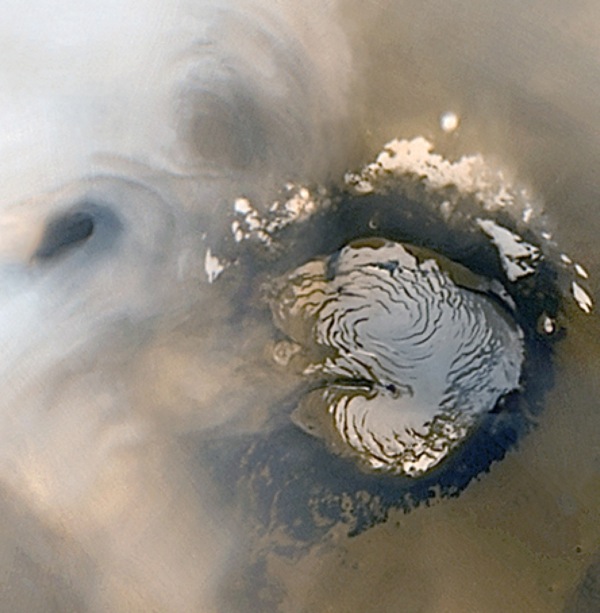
[34, 202, 123, 261]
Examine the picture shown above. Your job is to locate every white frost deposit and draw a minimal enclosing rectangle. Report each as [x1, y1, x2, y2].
[476, 219, 541, 281]
[268, 239, 524, 477]
[575, 263, 589, 279]
[345, 137, 516, 210]
[204, 248, 227, 283]
[572, 282, 594, 314]
[223, 135, 594, 316]
[231, 186, 320, 247]
[344, 137, 594, 314]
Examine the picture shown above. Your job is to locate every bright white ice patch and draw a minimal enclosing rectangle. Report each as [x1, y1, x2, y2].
[345, 137, 520, 211]
[268, 239, 524, 477]
[561, 253, 573, 264]
[572, 282, 593, 314]
[575, 263, 589, 279]
[476, 218, 541, 281]
[231, 187, 319, 247]
[204, 248, 227, 283]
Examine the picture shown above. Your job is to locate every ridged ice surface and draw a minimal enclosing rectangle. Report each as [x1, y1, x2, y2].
[268, 239, 524, 477]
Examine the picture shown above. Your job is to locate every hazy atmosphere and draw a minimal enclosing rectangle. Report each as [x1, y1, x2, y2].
[0, 1, 599, 611]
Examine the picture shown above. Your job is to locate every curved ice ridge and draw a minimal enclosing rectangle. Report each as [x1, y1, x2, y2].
[268, 239, 524, 476]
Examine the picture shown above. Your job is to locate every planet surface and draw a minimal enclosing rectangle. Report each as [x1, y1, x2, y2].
[267, 238, 524, 476]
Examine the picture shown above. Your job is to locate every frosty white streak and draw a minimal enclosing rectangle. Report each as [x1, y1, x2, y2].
[268, 239, 524, 476]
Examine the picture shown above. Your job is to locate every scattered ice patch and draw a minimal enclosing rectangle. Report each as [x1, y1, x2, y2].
[561, 254, 573, 264]
[541, 315, 556, 335]
[522, 206, 533, 223]
[204, 248, 227, 283]
[439, 200, 453, 220]
[231, 186, 320, 248]
[345, 137, 524, 211]
[572, 282, 593, 314]
[217, 136, 594, 316]
[575, 263, 589, 279]
[476, 219, 541, 281]
[234, 197, 253, 216]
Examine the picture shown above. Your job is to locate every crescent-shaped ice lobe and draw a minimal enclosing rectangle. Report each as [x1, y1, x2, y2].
[268, 239, 524, 477]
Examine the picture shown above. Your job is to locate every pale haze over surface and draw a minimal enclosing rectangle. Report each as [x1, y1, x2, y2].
[0, 1, 599, 611]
